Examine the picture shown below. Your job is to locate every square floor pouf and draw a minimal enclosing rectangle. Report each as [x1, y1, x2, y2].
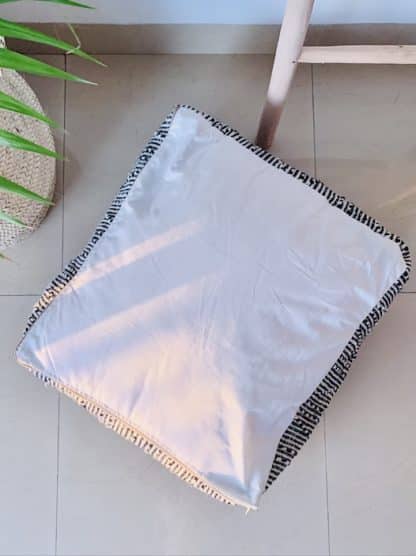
[16, 105, 411, 510]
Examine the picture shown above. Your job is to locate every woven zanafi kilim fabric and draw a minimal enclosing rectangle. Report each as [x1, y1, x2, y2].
[17, 105, 411, 510]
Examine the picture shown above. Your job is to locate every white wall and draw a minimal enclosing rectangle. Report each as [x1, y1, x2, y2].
[1, 0, 415, 24]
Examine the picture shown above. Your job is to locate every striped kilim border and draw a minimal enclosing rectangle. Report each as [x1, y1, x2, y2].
[18, 104, 411, 500]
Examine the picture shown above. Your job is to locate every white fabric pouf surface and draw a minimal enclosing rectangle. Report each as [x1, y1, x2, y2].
[16, 105, 411, 510]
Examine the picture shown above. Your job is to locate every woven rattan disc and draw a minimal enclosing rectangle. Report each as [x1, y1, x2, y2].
[0, 69, 56, 250]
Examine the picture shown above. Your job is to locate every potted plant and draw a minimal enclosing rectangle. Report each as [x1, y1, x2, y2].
[0, 0, 103, 257]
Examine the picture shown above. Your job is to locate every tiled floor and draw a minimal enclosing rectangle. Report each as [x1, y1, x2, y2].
[1, 55, 415, 556]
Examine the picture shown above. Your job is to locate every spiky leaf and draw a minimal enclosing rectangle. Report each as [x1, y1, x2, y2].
[0, 90, 59, 128]
[0, 0, 92, 8]
[0, 208, 28, 227]
[0, 175, 53, 204]
[0, 19, 104, 65]
[0, 49, 96, 84]
[0, 128, 62, 158]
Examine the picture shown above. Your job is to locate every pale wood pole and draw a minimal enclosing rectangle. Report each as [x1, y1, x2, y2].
[299, 44, 416, 64]
[256, 0, 315, 150]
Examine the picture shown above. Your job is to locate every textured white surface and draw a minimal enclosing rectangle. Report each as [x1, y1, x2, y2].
[17, 106, 405, 508]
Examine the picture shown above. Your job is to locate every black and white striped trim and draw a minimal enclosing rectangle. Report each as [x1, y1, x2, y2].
[18, 104, 411, 504]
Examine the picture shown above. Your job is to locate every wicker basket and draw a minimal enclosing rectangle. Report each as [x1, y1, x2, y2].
[0, 67, 56, 250]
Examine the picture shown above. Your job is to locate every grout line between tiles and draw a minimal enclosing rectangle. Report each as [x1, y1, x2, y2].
[61, 55, 67, 272]
[54, 53, 67, 556]
[54, 394, 61, 556]
[310, 64, 317, 180]
[311, 64, 331, 556]
[323, 414, 332, 556]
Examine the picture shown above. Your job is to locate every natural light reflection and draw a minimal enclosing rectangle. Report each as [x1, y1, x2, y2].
[376, 185, 416, 218]
[63, 218, 203, 293]
[35, 275, 207, 364]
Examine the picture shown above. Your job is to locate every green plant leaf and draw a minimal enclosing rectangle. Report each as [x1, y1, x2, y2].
[0, 175, 53, 204]
[0, 49, 96, 84]
[0, 0, 93, 8]
[0, 128, 62, 158]
[0, 208, 28, 227]
[0, 90, 59, 128]
[0, 19, 104, 66]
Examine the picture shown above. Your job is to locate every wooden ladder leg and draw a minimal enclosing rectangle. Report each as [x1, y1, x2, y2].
[256, 0, 315, 150]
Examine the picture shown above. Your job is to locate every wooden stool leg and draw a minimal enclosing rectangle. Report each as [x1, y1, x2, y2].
[256, 0, 315, 150]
